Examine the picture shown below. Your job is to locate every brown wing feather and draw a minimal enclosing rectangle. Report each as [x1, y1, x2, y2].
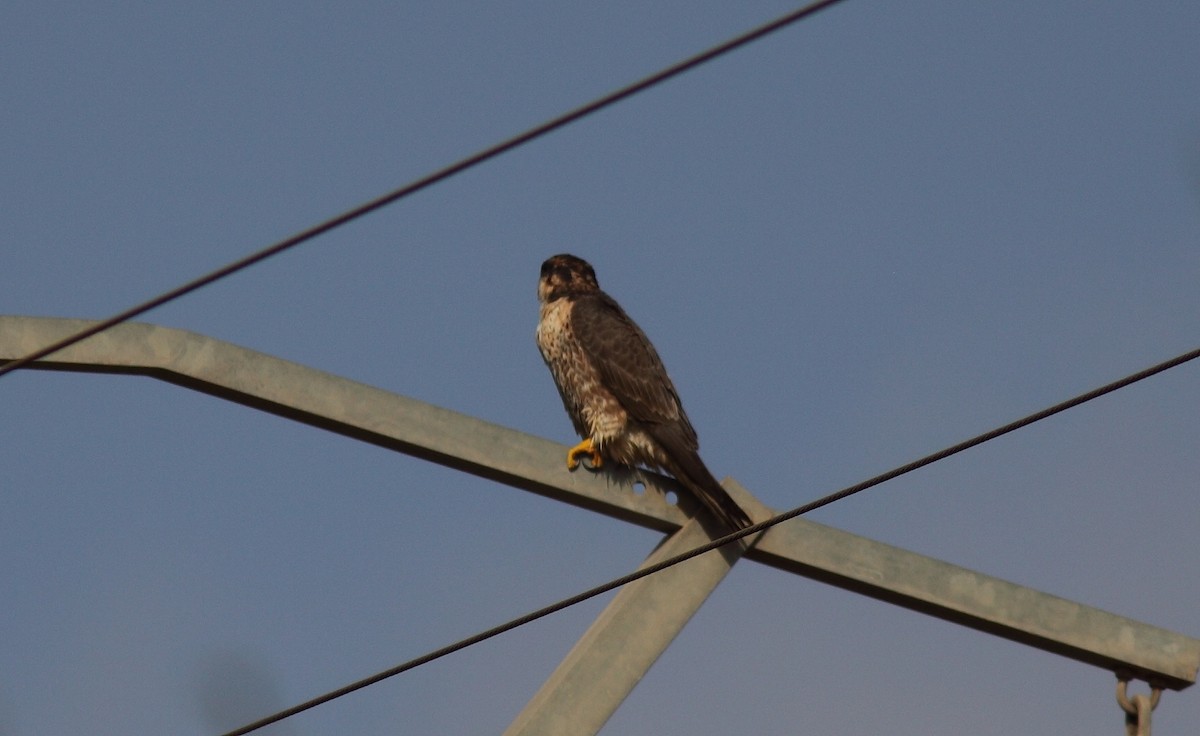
[571, 292, 697, 443]
[572, 292, 751, 530]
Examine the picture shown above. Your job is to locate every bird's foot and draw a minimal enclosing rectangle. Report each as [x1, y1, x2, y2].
[566, 438, 603, 470]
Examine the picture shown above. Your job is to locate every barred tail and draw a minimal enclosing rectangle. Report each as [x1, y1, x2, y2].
[652, 434, 752, 531]
[676, 461, 754, 532]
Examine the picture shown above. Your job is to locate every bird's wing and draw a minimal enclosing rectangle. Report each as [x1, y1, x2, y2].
[570, 293, 698, 446]
[573, 293, 751, 530]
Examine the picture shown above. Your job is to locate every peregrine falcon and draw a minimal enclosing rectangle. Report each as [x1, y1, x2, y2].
[536, 253, 753, 531]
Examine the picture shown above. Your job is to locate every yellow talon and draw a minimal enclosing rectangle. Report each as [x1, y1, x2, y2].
[566, 438, 603, 470]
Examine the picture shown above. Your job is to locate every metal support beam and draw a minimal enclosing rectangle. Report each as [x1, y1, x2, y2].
[504, 517, 753, 736]
[3, 315, 1198, 690]
[743, 482, 1199, 689]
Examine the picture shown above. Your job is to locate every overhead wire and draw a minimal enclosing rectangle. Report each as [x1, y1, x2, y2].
[220, 344, 1200, 736]
[0, 0, 848, 382]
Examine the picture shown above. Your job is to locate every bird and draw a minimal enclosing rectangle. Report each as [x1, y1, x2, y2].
[535, 253, 753, 531]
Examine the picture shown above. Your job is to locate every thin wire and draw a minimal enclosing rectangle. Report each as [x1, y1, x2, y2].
[220, 345, 1200, 736]
[0, 0, 847, 382]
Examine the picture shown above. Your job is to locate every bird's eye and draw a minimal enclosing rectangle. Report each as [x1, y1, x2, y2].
[543, 263, 569, 282]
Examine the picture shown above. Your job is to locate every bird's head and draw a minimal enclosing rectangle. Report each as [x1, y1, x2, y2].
[538, 254, 600, 302]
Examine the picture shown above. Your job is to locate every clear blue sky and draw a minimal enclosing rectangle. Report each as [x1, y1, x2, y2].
[3, 2, 1198, 734]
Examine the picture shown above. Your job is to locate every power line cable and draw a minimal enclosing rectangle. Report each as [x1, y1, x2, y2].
[219, 344, 1200, 736]
[0, 0, 847, 382]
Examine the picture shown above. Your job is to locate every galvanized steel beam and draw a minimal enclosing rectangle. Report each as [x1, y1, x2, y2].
[742, 481, 1199, 689]
[2, 315, 1197, 690]
[504, 517, 754, 736]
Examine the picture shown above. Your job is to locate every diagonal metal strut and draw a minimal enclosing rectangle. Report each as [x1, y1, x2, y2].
[3, 315, 1197, 715]
[503, 516, 759, 735]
